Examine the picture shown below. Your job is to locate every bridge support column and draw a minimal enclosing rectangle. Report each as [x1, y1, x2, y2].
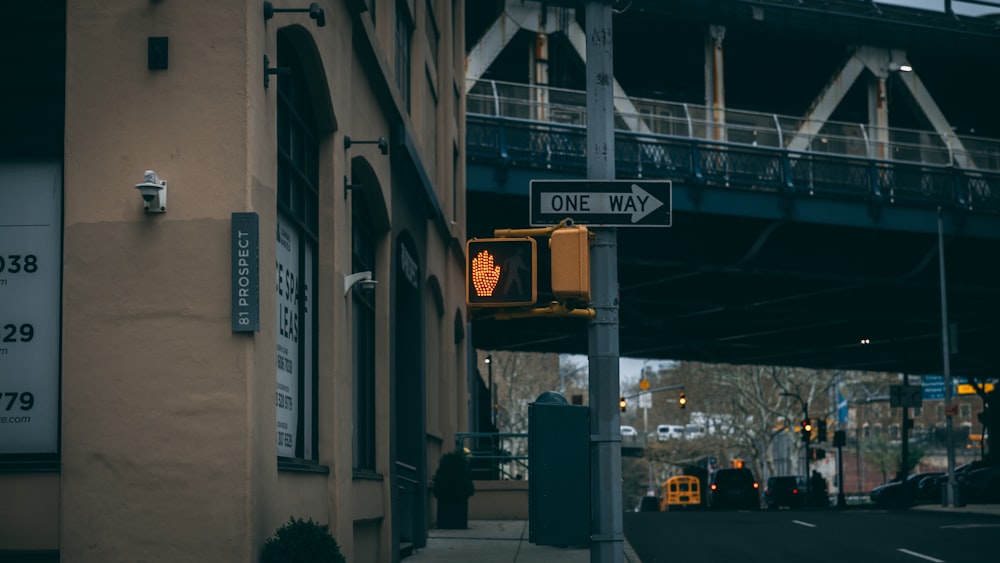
[704, 24, 726, 143]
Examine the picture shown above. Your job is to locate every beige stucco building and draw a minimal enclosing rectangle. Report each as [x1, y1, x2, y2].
[0, 1, 470, 561]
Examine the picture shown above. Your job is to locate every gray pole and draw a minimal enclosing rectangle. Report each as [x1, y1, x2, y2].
[901, 374, 910, 480]
[938, 208, 957, 506]
[585, 2, 622, 563]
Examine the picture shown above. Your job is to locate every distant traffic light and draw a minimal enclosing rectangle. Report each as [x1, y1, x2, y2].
[620, 395, 627, 412]
[466, 238, 537, 307]
[800, 419, 812, 443]
[817, 419, 828, 442]
[549, 225, 591, 303]
[678, 392, 687, 409]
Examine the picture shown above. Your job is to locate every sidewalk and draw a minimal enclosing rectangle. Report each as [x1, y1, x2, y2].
[404, 520, 642, 563]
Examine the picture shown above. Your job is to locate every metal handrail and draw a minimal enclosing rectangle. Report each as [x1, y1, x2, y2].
[467, 79, 1000, 172]
[456, 432, 530, 481]
[467, 114, 1000, 214]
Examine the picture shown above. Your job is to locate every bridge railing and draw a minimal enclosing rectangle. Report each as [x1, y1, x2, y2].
[467, 114, 1000, 213]
[468, 79, 1000, 173]
[456, 432, 529, 481]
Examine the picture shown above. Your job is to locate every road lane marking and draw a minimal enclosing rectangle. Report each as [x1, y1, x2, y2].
[791, 520, 816, 528]
[898, 548, 945, 562]
[941, 523, 1000, 529]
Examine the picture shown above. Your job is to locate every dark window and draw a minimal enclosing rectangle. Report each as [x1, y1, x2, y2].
[276, 37, 319, 463]
[352, 202, 377, 471]
[395, 0, 412, 111]
[425, 0, 439, 66]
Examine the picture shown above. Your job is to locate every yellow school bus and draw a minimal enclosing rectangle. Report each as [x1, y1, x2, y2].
[659, 475, 702, 511]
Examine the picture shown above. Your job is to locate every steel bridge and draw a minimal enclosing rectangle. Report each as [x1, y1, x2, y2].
[464, 0, 1000, 379]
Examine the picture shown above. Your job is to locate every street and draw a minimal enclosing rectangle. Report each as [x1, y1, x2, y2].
[624, 508, 1000, 563]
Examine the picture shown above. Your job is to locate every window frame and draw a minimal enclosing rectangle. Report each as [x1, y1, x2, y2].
[275, 39, 322, 469]
[352, 200, 378, 474]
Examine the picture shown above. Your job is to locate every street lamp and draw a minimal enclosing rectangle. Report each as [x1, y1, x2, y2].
[485, 354, 495, 428]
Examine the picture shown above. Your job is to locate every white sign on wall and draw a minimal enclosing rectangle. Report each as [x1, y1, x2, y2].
[0, 162, 62, 455]
[275, 217, 300, 457]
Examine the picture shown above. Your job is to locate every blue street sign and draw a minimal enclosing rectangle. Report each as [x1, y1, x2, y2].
[920, 375, 947, 400]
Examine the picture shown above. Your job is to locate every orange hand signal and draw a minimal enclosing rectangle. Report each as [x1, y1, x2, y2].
[471, 250, 502, 297]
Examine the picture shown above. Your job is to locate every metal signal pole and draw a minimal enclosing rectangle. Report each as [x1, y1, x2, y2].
[585, 2, 622, 563]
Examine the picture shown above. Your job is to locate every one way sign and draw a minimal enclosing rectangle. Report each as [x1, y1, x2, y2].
[529, 179, 672, 227]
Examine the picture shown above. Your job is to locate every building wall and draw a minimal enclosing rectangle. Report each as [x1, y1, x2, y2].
[0, 1, 467, 562]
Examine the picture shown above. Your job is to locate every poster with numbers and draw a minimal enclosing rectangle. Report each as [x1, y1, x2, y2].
[0, 162, 61, 454]
[275, 216, 299, 457]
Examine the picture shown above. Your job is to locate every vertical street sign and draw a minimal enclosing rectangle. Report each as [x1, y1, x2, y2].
[232, 212, 260, 332]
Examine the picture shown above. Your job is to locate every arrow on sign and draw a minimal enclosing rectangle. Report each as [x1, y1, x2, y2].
[539, 184, 665, 223]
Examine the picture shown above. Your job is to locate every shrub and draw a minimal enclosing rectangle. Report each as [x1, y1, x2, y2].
[261, 516, 346, 563]
[431, 450, 475, 500]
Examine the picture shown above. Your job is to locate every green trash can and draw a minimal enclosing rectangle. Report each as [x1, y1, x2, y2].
[528, 392, 589, 547]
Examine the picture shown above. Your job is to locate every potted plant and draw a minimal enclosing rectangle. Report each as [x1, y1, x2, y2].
[431, 450, 476, 529]
[260, 516, 346, 563]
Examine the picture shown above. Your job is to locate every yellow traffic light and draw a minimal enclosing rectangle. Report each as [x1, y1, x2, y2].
[466, 238, 537, 307]
[619, 395, 627, 412]
[549, 226, 590, 303]
[678, 392, 687, 409]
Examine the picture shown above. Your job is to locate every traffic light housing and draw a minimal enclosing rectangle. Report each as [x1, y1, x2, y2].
[800, 419, 812, 443]
[466, 238, 537, 307]
[817, 419, 828, 442]
[678, 392, 687, 409]
[549, 225, 590, 303]
[619, 395, 627, 412]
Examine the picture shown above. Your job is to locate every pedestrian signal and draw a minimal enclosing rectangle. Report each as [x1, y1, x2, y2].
[466, 238, 537, 307]
[549, 225, 590, 302]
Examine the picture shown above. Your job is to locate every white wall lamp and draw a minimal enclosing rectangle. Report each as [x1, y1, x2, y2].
[134, 170, 167, 213]
[344, 271, 378, 296]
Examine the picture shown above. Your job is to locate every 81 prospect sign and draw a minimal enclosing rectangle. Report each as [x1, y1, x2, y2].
[530, 179, 672, 227]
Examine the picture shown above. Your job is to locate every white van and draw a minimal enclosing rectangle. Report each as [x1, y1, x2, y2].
[684, 424, 706, 439]
[656, 424, 685, 442]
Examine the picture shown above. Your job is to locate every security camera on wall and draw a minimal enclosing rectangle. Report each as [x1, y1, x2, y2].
[134, 170, 167, 213]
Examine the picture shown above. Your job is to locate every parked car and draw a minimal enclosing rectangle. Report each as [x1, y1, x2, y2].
[927, 460, 992, 503]
[636, 492, 661, 512]
[620, 425, 638, 441]
[871, 472, 945, 508]
[913, 472, 944, 502]
[656, 424, 684, 441]
[963, 464, 1000, 503]
[708, 468, 760, 510]
[765, 475, 806, 510]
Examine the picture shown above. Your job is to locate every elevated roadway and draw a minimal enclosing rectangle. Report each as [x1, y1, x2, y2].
[464, 0, 1000, 378]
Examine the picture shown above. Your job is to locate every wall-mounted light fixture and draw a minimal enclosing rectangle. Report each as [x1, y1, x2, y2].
[343, 136, 389, 199]
[134, 170, 167, 213]
[889, 61, 913, 73]
[263, 1, 326, 27]
[344, 136, 389, 155]
[263, 54, 291, 89]
[344, 271, 378, 296]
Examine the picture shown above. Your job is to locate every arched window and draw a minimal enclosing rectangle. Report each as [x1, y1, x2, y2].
[352, 200, 377, 472]
[275, 35, 319, 464]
